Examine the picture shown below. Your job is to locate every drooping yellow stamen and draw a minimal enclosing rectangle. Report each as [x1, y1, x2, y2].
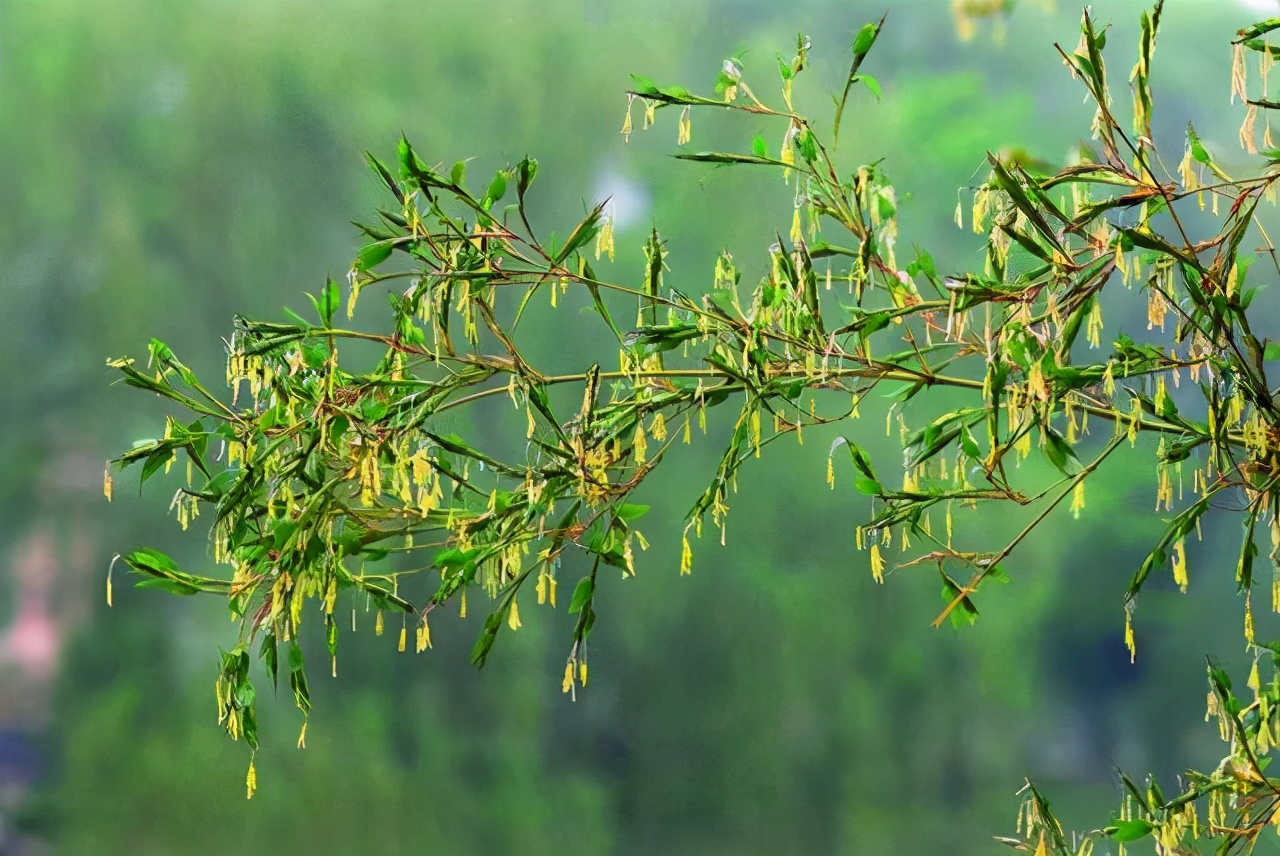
[1246, 592, 1256, 644]
[1124, 603, 1137, 663]
[1241, 103, 1259, 154]
[621, 95, 635, 141]
[595, 209, 616, 262]
[562, 661, 575, 694]
[1172, 539, 1188, 592]
[633, 421, 648, 465]
[650, 412, 667, 441]
[1070, 480, 1086, 520]
[1085, 301, 1103, 349]
[1233, 42, 1248, 104]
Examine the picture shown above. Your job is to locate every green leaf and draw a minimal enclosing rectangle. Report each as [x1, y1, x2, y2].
[1187, 122, 1211, 165]
[852, 22, 878, 57]
[673, 151, 791, 168]
[856, 73, 882, 100]
[552, 201, 607, 265]
[435, 546, 480, 573]
[854, 477, 881, 496]
[470, 613, 504, 669]
[795, 129, 817, 162]
[629, 74, 659, 95]
[319, 278, 339, 327]
[1040, 423, 1079, 475]
[140, 447, 172, 485]
[834, 15, 885, 148]
[516, 156, 538, 202]
[568, 577, 594, 614]
[616, 503, 650, 522]
[486, 171, 508, 205]
[129, 547, 178, 573]
[260, 635, 279, 688]
[396, 134, 428, 181]
[832, 437, 883, 494]
[450, 160, 467, 187]
[959, 426, 982, 460]
[356, 240, 394, 273]
[135, 578, 200, 596]
[1117, 227, 1199, 270]
[939, 571, 979, 628]
[288, 640, 305, 672]
[627, 74, 723, 107]
[1110, 820, 1154, 843]
[363, 151, 403, 203]
[1238, 19, 1280, 44]
[289, 663, 311, 713]
[752, 134, 768, 158]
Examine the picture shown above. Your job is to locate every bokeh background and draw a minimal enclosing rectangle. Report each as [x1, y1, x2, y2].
[3, 0, 1280, 853]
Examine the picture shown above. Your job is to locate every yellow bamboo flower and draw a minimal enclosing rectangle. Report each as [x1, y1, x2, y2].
[1172, 538, 1188, 592]
[1246, 592, 1256, 644]
[621, 95, 634, 141]
[633, 421, 648, 465]
[562, 661, 575, 694]
[1233, 42, 1248, 104]
[1085, 301, 1103, 348]
[1124, 603, 1136, 663]
[1070, 481, 1086, 520]
[595, 209, 616, 261]
[1241, 103, 1259, 154]
[650, 412, 667, 441]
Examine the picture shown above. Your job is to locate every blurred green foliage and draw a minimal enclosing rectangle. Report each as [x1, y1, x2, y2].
[3, 1, 1277, 854]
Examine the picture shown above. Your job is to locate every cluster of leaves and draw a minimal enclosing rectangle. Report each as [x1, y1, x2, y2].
[1012, 651, 1280, 855]
[105, 0, 1280, 846]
